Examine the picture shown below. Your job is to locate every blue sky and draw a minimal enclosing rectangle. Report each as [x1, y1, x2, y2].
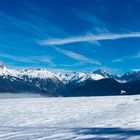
[0, 0, 140, 74]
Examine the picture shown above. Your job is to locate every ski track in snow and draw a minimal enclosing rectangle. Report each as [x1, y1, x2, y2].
[0, 95, 140, 139]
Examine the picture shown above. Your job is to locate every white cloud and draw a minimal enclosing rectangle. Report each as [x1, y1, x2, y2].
[39, 32, 140, 46]
[112, 52, 140, 63]
[0, 53, 55, 66]
[72, 8, 103, 25]
[133, 52, 140, 59]
[55, 47, 101, 65]
[0, 54, 33, 63]
[111, 58, 124, 63]
[72, 8, 109, 34]
[131, 68, 140, 72]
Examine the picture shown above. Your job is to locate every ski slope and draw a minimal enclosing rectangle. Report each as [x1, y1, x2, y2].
[0, 94, 140, 139]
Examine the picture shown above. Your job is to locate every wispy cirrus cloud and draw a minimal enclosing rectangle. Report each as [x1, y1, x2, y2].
[111, 52, 140, 63]
[0, 53, 34, 63]
[0, 9, 67, 42]
[111, 58, 124, 63]
[39, 7, 140, 46]
[54, 47, 101, 65]
[39, 32, 140, 46]
[131, 68, 140, 72]
[0, 53, 55, 66]
[133, 52, 140, 59]
[72, 8, 101, 24]
[71, 8, 108, 33]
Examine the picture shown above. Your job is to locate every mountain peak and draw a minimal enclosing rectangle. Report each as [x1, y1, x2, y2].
[93, 68, 107, 73]
[92, 69, 110, 78]
[0, 62, 4, 70]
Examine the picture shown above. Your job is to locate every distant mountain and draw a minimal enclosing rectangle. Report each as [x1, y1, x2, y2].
[120, 71, 140, 82]
[64, 78, 122, 96]
[64, 78, 140, 97]
[123, 79, 140, 94]
[0, 67, 65, 96]
[0, 66, 140, 96]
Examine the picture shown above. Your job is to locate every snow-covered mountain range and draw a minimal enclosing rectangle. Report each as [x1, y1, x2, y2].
[1, 66, 140, 83]
[0, 65, 140, 96]
[0, 67, 107, 84]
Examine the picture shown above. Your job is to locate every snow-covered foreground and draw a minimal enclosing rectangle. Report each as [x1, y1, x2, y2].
[0, 95, 140, 139]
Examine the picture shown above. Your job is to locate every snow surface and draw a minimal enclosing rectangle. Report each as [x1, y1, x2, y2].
[0, 67, 20, 77]
[0, 94, 140, 139]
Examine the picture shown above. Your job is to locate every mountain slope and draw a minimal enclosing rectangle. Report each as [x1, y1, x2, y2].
[0, 75, 65, 96]
[65, 78, 123, 96]
[120, 71, 140, 82]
